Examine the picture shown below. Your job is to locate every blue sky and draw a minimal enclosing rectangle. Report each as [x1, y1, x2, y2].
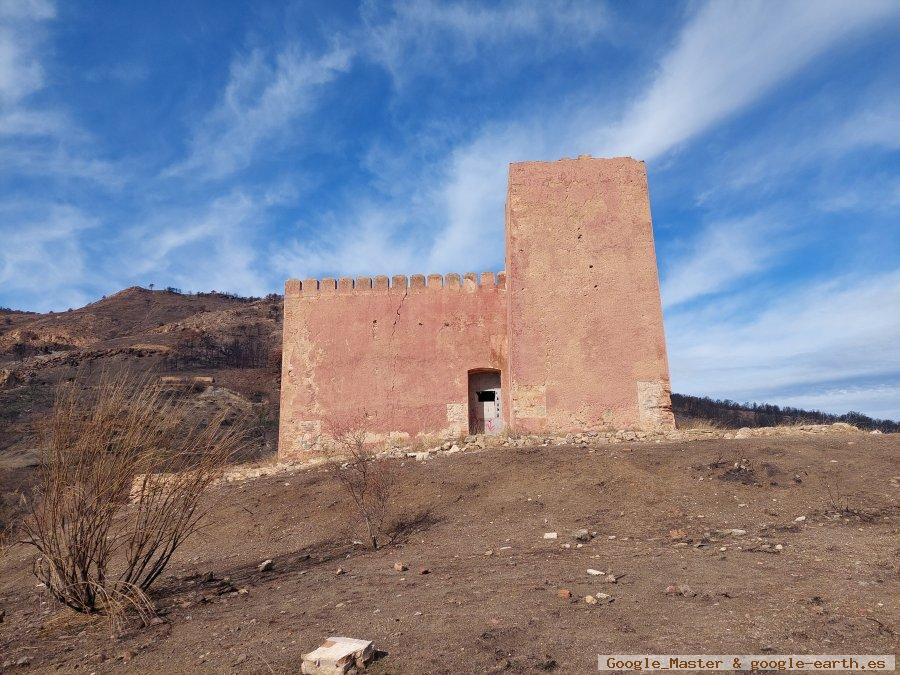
[1, 0, 899, 419]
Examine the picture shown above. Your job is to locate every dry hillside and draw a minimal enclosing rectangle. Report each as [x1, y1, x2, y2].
[0, 429, 897, 672]
[0, 287, 283, 469]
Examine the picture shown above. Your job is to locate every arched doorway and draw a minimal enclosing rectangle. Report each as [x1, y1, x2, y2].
[468, 369, 503, 435]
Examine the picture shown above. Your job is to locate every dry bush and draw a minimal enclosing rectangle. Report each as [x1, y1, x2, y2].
[324, 418, 394, 550]
[20, 373, 246, 622]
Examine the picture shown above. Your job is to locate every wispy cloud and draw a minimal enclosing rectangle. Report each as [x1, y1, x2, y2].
[0, 203, 96, 311]
[600, 0, 900, 160]
[667, 268, 900, 416]
[274, 208, 420, 281]
[661, 214, 793, 308]
[410, 0, 900, 276]
[0, 0, 54, 105]
[363, 0, 609, 87]
[168, 44, 353, 180]
[117, 190, 281, 296]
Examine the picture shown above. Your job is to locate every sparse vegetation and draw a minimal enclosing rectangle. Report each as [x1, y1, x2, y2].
[19, 373, 247, 622]
[672, 393, 900, 432]
[166, 324, 271, 370]
[324, 418, 395, 550]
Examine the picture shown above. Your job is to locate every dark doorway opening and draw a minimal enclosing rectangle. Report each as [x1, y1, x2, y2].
[468, 369, 503, 435]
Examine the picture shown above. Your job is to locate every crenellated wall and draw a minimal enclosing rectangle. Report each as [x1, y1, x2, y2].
[279, 155, 675, 460]
[279, 271, 507, 460]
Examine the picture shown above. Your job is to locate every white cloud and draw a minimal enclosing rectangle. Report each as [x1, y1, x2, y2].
[168, 44, 353, 180]
[667, 268, 900, 418]
[661, 215, 792, 308]
[274, 204, 419, 280]
[0, 0, 54, 20]
[0, 0, 54, 105]
[600, 0, 900, 160]
[0, 203, 96, 311]
[363, 0, 609, 86]
[829, 99, 900, 153]
[426, 124, 542, 273]
[396, 0, 900, 281]
[119, 191, 272, 296]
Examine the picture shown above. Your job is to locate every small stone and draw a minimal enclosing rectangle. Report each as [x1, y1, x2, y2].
[729, 529, 747, 536]
[595, 592, 612, 602]
[118, 649, 137, 662]
[335, 567, 346, 575]
[774, 544, 783, 551]
[16, 657, 31, 666]
[572, 528, 591, 541]
[602, 574, 617, 584]
[393, 562, 408, 572]
[587, 568, 603, 576]
[257, 559, 274, 572]
[484, 550, 493, 556]
[678, 584, 696, 597]
[557, 589, 572, 599]
[543, 532, 558, 539]
[238, 588, 249, 595]
[419, 567, 430, 575]
[584, 595, 598, 605]
[794, 516, 807, 523]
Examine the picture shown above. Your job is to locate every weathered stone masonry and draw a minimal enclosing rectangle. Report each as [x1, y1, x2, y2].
[279, 156, 675, 461]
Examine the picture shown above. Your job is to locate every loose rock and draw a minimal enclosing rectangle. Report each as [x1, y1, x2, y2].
[572, 528, 591, 541]
[257, 559, 274, 572]
[301, 636, 374, 674]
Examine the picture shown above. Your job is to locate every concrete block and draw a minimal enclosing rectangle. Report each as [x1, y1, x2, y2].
[301, 637, 374, 674]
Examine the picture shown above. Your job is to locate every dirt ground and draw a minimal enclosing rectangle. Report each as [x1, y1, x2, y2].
[1, 431, 897, 673]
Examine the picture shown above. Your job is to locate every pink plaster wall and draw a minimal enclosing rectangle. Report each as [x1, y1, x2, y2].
[505, 156, 674, 433]
[279, 155, 674, 460]
[278, 273, 507, 460]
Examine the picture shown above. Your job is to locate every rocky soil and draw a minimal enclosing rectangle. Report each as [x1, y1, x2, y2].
[1, 427, 897, 673]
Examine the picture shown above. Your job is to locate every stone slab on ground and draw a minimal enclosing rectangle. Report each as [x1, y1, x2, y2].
[301, 637, 374, 674]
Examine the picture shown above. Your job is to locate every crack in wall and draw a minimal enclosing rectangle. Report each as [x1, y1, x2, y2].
[389, 288, 408, 344]
[385, 288, 409, 427]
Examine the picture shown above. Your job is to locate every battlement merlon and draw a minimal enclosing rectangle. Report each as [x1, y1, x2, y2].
[284, 271, 507, 297]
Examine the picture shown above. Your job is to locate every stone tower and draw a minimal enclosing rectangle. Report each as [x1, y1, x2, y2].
[505, 156, 674, 433]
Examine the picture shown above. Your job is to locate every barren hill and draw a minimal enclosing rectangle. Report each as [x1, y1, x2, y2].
[0, 288, 283, 470]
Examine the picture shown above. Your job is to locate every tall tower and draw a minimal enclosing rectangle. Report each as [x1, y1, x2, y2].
[505, 156, 675, 433]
